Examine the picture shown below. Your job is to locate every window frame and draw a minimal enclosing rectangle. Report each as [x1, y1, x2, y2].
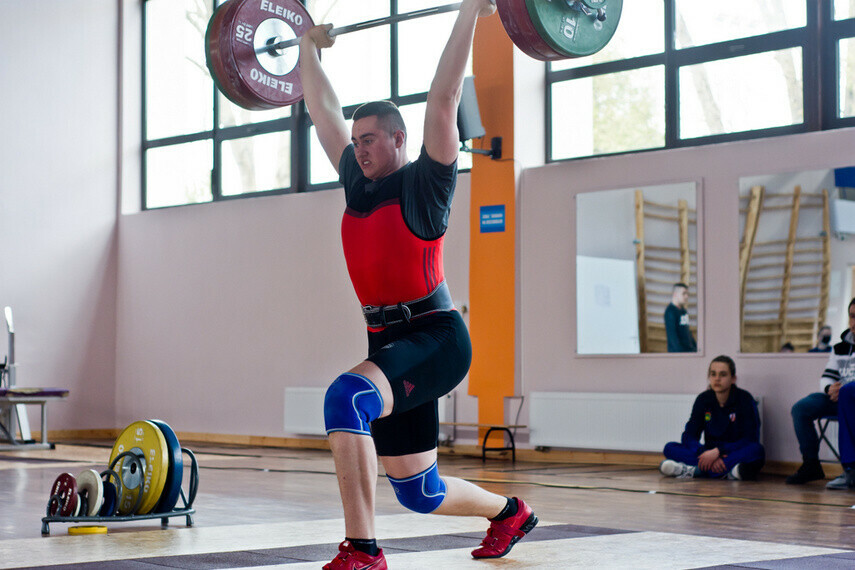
[545, 0, 855, 163]
[141, 0, 463, 210]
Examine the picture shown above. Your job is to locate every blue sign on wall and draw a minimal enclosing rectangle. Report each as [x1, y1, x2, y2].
[835, 167, 855, 188]
[480, 205, 505, 233]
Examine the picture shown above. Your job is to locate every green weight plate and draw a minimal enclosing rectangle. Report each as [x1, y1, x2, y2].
[497, 0, 567, 61]
[526, 0, 622, 59]
[109, 420, 169, 515]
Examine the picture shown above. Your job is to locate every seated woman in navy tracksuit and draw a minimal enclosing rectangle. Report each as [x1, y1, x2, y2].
[660, 355, 765, 480]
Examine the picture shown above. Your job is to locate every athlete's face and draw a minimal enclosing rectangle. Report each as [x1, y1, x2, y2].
[708, 362, 735, 396]
[674, 287, 689, 308]
[352, 116, 405, 181]
[849, 304, 855, 334]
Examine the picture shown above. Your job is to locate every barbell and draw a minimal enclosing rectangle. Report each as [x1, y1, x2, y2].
[205, 0, 623, 111]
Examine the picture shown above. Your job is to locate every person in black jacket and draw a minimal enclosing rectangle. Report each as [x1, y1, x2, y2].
[664, 283, 697, 352]
[660, 355, 765, 480]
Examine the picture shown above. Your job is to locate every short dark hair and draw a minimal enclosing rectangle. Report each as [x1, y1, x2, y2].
[709, 354, 736, 377]
[849, 297, 855, 311]
[673, 282, 689, 291]
[352, 100, 406, 139]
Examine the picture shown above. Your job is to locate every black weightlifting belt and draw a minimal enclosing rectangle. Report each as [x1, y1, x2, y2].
[362, 281, 454, 328]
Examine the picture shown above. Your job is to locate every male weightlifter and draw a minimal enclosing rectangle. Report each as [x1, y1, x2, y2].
[298, 0, 537, 568]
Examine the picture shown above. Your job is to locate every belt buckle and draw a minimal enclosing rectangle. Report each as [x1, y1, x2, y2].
[364, 303, 413, 327]
[362, 305, 378, 327]
[397, 302, 412, 324]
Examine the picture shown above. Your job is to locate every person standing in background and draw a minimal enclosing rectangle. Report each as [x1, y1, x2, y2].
[665, 282, 697, 353]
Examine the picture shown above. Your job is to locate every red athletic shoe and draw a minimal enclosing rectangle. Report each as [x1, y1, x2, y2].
[471, 498, 538, 559]
[323, 541, 387, 570]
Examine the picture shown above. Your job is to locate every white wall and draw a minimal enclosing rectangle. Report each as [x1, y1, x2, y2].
[4, 2, 854, 465]
[0, 0, 119, 429]
[576, 182, 698, 261]
[519, 127, 855, 462]
[115, 181, 472, 435]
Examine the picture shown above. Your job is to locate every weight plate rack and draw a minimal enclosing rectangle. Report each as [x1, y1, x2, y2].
[41, 447, 199, 536]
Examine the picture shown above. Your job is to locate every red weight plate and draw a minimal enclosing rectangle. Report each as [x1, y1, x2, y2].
[207, 0, 262, 110]
[229, 0, 315, 109]
[497, 0, 567, 61]
[49, 473, 78, 517]
[218, 0, 265, 110]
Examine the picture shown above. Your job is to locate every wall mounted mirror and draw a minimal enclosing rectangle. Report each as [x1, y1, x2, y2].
[576, 182, 699, 354]
[738, 168, 855, 353]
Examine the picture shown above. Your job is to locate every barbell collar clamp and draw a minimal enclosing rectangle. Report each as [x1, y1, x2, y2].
[570, 0, 607, 22]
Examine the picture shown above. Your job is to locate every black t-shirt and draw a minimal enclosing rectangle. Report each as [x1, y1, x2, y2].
[339, 144, 457, 240]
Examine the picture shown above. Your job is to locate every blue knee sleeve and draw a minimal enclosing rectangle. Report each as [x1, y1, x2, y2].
[387, 462, 447, 514]
[323, 373, 384, 436]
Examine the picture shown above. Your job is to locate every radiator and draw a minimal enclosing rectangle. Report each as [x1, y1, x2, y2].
[530, 392, 697, 452]
[283, 387, 451, 436]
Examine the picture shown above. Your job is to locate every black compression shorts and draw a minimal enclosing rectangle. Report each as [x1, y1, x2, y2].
[367, 310, 472, 456]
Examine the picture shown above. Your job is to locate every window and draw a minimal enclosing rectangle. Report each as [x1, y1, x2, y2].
[679, 49, 803, 139]
[142, 0, 471, 209]
[551, 66, 665, 158]
[547, 1, 855, 162]
[841, 37, 855, 118]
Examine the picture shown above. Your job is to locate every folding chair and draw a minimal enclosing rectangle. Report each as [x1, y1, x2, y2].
[817, 416, 840, 462]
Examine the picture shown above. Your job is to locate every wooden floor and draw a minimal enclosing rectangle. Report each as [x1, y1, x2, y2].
[2, 441, 855, 568]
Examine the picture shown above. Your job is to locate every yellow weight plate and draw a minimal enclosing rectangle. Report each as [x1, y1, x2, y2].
[68, 525, 108, 535]
[109, 420, 169, 515]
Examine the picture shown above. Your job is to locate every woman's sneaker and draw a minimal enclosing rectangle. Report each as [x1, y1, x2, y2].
[659, 459, 696, 478]
[471, 498, 538, 559]
[323, 541, 387, 570]
[727, 462, 762, 481]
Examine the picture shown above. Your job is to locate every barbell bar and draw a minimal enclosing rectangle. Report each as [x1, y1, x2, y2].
[205, 0, 623, 111]
[261, 2, 466, 54]
[262, 0, 613, 54]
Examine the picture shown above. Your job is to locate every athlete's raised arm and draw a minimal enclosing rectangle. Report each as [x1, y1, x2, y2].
[299, 25, 350, 172]
[423, 0, 495, 165]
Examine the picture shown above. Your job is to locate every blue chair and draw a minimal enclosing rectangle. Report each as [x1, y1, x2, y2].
[817, 416, 840, 462]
